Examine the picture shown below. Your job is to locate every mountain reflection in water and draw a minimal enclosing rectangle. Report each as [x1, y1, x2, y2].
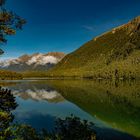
[13, 88, 64, 102]
[0, 80, 140, 140]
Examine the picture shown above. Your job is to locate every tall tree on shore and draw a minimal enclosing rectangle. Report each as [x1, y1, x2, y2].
[0, 0, 26, 55]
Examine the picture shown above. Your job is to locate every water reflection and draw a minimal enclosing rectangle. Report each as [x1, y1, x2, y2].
[13, 89, 64, 102]
[45, 80, 140, 138]
[0, 80, 140, 139]
[0, 86, 96, 140]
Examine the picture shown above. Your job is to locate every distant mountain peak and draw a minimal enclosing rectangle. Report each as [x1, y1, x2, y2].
[18, 54, 30, 61]
[0, 52, 66, 72]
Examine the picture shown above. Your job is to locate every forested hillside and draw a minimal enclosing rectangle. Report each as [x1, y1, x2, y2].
[47, 16, 140, 79]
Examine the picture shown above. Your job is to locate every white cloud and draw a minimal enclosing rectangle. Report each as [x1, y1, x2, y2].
[0, 58, 19, 67]
[0, 53, 63, 67]
[38, 56, 58, 65]
[82, 25, 95, 32]
[27, 55, 58, 65]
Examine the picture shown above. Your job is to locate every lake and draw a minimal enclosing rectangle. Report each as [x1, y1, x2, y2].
[0, 79, 140, 140]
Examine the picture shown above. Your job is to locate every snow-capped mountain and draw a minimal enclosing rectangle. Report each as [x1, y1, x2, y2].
[0, 52, 65, 72]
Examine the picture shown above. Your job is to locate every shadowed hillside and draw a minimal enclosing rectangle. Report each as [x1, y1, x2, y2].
[47, 16, 140, 79]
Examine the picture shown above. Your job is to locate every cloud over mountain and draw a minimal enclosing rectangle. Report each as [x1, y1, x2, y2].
[0, 52, 65, 72]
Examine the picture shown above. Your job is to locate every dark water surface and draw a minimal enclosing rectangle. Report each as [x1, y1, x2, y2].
[0, 80, 140, 140]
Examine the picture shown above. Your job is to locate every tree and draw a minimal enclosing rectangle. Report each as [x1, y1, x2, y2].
[0, 0, 26, 55]
[0, 1, 25, 137]
[0, 87, 17, 139]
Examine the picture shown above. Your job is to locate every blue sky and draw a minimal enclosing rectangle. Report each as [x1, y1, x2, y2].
[1, 0, 140, 59]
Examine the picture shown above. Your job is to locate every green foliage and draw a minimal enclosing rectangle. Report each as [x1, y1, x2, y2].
[0, 0, 26, 54]
[0, 70, 23, 80]
[10, 115, 96, 140]
[54, 115, 96, 140]
[0, 87, 17, 112]
[0, 87, 17, 139]
[11, 124, 40, 140]
[22, 71, 50, 78]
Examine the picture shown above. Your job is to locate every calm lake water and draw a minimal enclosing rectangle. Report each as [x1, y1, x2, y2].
[0, 80, 140, 140]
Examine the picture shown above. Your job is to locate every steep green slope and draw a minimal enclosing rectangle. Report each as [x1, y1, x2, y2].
[47, 16, 140, 79]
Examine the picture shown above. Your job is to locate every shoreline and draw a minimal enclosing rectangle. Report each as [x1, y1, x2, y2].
[0, 76, 139, 81]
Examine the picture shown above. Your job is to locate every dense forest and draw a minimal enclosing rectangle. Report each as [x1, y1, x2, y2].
[0, 70, 23, 80]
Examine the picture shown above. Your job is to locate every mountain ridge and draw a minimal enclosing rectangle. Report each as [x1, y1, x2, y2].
[46, 16, 140, 79]
[0, 52, 65, 72]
